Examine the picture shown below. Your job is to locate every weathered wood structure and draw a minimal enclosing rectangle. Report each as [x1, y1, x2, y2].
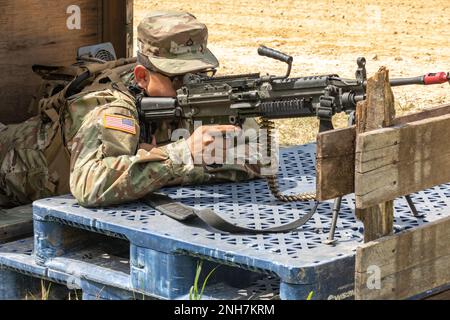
[355, 216, 450, 299]
[317, 104, 450, 203]
[316, 67, 450, 299]
[0, 0, 133, 243]
[355, 112, 450, 209]
[354, 67, 395, 242]
[0, 0, 133, 124]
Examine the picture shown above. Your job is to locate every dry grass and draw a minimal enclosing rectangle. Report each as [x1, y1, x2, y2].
[25, 280, 52, 300]
[24, 280, 82, 300]
[134, 0, 450, 145]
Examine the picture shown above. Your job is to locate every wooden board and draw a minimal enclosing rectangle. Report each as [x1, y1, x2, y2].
[316, 127, 356, 200]
[0, 0, 134, 125]
[0, 205, 33, 244]
[393, 104, 450, 126]
[316, 103, 450, 201]
[0, 0, 102, 124]
[355, 215, 450, 300]
[355, 113, 450, 209]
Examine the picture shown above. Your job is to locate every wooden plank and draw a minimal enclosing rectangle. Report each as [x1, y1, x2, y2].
[0, 0, 102, 124]
[316, 103, 450, 201]
[393, 103, 450, 125]
[355, 67, 395, 243]
[0, 205, 33, 244]
[316, 127, 356, 201]
[355, 216, 450, 300]
[355, 113, 450, 209]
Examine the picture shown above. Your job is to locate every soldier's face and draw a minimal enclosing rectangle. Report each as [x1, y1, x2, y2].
[134, 65, 177, 97]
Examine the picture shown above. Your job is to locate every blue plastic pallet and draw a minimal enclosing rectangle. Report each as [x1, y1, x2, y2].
[0, 238, 279, 300]
[31, 144, 450, 300]
[0, 238, 140, 300]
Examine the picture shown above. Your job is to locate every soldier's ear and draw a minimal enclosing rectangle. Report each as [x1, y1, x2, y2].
[134, 65, 150, 89]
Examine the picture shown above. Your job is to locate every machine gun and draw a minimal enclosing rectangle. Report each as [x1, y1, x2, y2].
[140, 46, 448, 133]
[138, 47, 448, 236]
[139, 46, 448, 201]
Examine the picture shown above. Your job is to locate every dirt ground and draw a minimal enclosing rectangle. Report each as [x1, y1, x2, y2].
[134, 0, 450, 145]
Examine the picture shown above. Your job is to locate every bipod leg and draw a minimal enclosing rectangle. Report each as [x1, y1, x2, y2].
[405, 194, 425, 218]
[324, 197, 342, 245]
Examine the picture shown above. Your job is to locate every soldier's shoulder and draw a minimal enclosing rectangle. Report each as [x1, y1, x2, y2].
[111, 89, 137, 109]
[68, 88, 137, 114]
[64, 88, 138, 140]
[70, 88, 135, 104]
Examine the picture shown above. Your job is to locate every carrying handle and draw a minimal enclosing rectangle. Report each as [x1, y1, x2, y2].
[258, 46, 293, 64]
[258, 45, 293, 78]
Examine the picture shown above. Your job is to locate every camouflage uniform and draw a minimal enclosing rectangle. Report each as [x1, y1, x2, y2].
[136, 11, 219, 76]
[0, 117, 54, 206]
[0, 11, 261, 208]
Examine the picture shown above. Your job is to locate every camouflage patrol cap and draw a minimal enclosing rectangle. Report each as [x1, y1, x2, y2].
[137, 11, 219, 76]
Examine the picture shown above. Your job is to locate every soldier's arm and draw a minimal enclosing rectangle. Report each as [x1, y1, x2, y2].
[69, 99, 206, 207]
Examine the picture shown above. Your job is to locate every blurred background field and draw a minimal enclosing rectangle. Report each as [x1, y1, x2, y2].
[135, 0, 450, 145]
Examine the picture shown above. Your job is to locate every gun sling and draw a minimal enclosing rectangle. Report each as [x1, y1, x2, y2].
[144, 193, 318, 234]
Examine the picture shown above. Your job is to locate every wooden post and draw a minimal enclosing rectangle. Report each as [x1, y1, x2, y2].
[102, 0, 134, 58]
[126, 0, 134, 58]
[355, 67, 396, 242]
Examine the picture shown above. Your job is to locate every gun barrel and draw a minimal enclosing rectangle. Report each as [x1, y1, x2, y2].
[390, 76, 424, 87]
[390, 72, 449, 87]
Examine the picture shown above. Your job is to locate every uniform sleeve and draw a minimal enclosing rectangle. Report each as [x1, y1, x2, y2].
[69, 101, 206, 207]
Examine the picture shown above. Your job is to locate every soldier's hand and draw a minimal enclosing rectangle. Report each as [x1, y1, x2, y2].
[186, 125, 241, 164]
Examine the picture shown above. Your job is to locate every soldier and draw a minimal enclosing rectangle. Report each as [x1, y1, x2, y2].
[0, 11, 261, 208]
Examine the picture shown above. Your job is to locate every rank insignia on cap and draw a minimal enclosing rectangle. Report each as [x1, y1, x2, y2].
[103, 114, 136, 135]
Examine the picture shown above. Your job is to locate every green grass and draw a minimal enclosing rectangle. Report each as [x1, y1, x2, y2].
[189, 260, 219, 301]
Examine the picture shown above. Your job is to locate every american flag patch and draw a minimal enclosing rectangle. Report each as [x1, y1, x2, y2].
[103, 114, 136, 134]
